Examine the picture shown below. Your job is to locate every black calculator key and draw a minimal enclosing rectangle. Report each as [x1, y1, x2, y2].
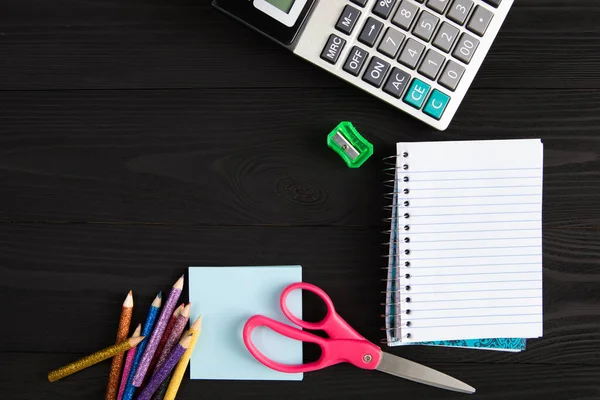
[320, 34, 346, 64]
[351, 0, 369, 6]
[383, 68, 411, 98]
[336, 5, 362, 35]
[483, 0, 501, 7]
[362, 56, 391, 88]
[373, 0, 397, 20]
[358, 17, 384, 47]
[343, 46, 369, 76]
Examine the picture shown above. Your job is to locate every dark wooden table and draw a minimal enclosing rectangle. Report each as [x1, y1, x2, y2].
[1, 0, 599, 399]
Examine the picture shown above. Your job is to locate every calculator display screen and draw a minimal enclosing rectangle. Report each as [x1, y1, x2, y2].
[265, 0, 295, 13]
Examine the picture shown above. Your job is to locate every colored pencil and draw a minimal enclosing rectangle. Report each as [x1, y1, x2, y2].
[48, 336, 144, 383]
[164, 317, 202, 400]
[122, 292, 162, 400]
[146, 303, 184, 382]
[137, 334, 193, 400]
[117, 324, 141, 400]
[152, 303, 191, 374]
[106, 290, 134, 400]
[150, 371, 172, 400]
[133, 275, 184, 387]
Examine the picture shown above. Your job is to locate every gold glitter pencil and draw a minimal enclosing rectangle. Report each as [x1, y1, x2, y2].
[106, 290, 134, 400]
[48, 335, 145, 383]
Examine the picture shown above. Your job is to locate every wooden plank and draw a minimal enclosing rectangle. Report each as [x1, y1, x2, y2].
[3, 352, 600, 400]
[0, 1, 598, 90]
[0, 88, 599, 225]
[1, 224, 599, 366]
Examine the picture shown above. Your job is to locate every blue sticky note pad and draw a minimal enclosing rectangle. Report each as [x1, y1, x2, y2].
[188, 266, 303, 381]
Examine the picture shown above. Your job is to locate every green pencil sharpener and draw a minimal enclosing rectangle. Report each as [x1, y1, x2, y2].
[327, 122, 374, 168]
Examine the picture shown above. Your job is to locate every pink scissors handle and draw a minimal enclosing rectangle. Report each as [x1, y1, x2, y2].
[280, 283, 366, 341]
[243, 283, 382, 374]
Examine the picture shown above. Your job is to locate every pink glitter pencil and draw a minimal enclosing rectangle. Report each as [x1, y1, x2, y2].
[132, 275, 184, 387]
[117, 324, 141, 400]
[136, 334, 192, 400]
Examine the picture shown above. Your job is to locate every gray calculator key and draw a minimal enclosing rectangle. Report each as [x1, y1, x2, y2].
[336, 5, 361, 35]
[467, 5, 494, 36]
[426, 0, 451, 14]
[362, 56, 391, 88]
[373, 0, 398, 19]
[320, 34, 346, 64]
[392, 0, 419, 31]
[418, 49, 445, 80]
[343, 46, 369, 76]
[383, 68, 411, 98]
[351, 0, 369, 7]
[432, 22, 459, 53]
[452, 32, 479, 64]
[438, 60, 465, 91]
[398, 38, 425, 69]
[413, 11, 440, 42]
[447, 0, 474, 26]
[358, 17, 385, 47]
[378, 28, 406, 58]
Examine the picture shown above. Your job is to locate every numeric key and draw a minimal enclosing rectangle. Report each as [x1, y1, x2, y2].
[438, 60, 465, 91]
[447, 0, 474, 26]
[392, 0, 419, 31]
[426, 0, 450, 14]
[398, 38, 425, 69]
[418, 49, 445, 80]
[378, 28, 406, 58]
[413, 11, 439, 42]
[373, 0, 398, 19]
[452, 33, 479, 64]
[432, 22, 459, 53]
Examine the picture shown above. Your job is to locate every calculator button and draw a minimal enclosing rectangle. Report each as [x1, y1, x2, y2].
[467, 6, 494, 36]
[398, 38, 425, 69]
[452, 33, 479, 64]
[426, 0, 450, 14]
[378, 28, 406, 58]
[483, 0, 501, 8]
[363, 56, 391, 88]
[392, 0, 419, 31]
[351, 0, 369, 7]
[412, 11, 439, 42]
[423, 90, 450, 119]
[438, 60, 465, 91]
[403, 78, 431, 109]
[320, 34, 346, 64]
[418, 49, 445, 80]
[446, 0, 474, 26]
[432, 22, 459, 53]
[359, 17, 385, 47]
[343, 46, 369, 76]
[373, 0, 398, 20]
[383, 68, 411, 98]
[336, 5, 362, 35]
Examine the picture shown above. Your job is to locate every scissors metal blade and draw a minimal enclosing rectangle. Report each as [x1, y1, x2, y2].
[376, 352, 476, 394]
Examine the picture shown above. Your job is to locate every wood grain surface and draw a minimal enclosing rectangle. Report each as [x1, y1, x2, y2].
[1, 0, 599, 399]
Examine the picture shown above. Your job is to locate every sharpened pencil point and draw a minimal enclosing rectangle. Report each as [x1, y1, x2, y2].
[124, 290, 134, 307]
[173, 275, 185, 290]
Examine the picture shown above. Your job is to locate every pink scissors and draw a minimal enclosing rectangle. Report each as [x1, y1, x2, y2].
[243, 282, 475, 394]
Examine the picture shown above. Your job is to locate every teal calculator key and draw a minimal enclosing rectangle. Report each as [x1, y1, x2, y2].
[423, 89, 451, 120]
[403, 78, 431, 109]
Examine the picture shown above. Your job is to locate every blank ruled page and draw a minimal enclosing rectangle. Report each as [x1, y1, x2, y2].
[396, 139, 543, 343]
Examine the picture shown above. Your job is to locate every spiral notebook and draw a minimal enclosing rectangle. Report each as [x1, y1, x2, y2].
[385, 139, 544, 347]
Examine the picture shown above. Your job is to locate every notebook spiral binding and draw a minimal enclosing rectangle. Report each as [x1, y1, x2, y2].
[381, 151, 411, 346]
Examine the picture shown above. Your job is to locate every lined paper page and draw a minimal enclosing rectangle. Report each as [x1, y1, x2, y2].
[396, 139, 543, 343]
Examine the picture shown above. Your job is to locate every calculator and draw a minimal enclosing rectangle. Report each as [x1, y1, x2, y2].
[213, 0, 514, 131]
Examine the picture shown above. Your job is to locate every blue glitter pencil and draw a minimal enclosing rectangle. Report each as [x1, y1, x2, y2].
[121, 292, 162, 400]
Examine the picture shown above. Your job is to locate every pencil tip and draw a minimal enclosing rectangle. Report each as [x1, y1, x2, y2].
[173, 275, 185, 289]
[157, 291, 162, 299]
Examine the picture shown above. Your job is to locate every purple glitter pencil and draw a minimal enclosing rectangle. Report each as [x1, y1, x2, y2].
[132, 275, 184, 387]
[136, 334, 192, 400]
[151, 303, 191, 376]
